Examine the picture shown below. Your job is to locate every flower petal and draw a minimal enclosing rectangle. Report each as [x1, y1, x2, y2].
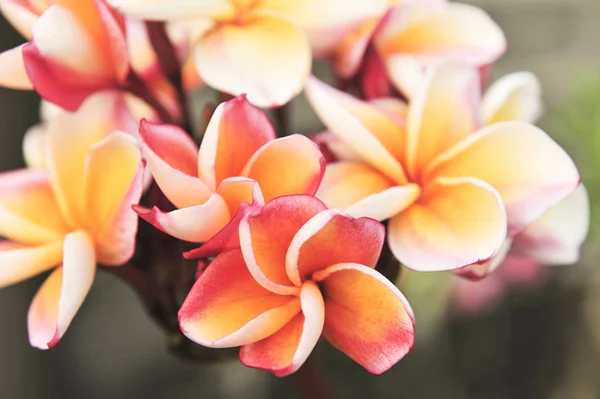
[305, 76, 407, 184]
[239, 195, 326, 295]
[27, 230, 96, 349]
[216, 177, 264, 215]
[312, 131, 362, 163]
[0, 45, 33, 90]
[198, 95, 276, 190]
[83, 132, 141, 237]
[240, 280, 324, 377]
[406, 65, 482, 179]
[312, 263, 414, 375]
[241, 135, 325, 202]
[377, 3, 506, 67]
[0, 169, 68, 244]
[483, 72, 543, 124]
[385, 55, 425, 99]
[261, 0, 387, 57]
[511, 185, 589, 265]
[23, 5, 118, 110]
[0, 241, 64, 288]
[108, 0, 234, 20]
[23, 123, 48, 168]
[428, 122, 580, 235]
[0, 0, 39, 39]
[86, 135, 144, 266]
[194, 11, 311, 107]
[183, 201, 257, 259]
[453, 238, 512, 281]
[134, 194, 231, 243]
[286, 210, 384, 286]
[316, 162, 420, 221]
[45, 92, 131, 227]
[139, 120, 211, 209]
[179, 249, 301, 348]
[388, 177, 507, 271]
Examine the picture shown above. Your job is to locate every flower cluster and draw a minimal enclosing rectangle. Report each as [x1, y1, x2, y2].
[0, 0, 588, 376]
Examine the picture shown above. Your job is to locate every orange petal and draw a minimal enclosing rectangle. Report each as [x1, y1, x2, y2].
[332, 16, 380, 78]
[483, 72, 543, 124]
[139, 120, 211, 209]
[239, 195, 326, 295]
[27, 230, 96, 349]
[406, 65, 482, 180]
[316, 162, 419, 221]
[134, 193, 231, 243]
[83, 132, 141, 237]
[312, 263, 414, 374]
[216, 177, 264, 215]
[94, 162, 143, 266]
[179, 249, 301, 348]
[241, 135, 325, 202]
[197, 95, 276, 190]
[45, 92, 131, 227]
[511, 185, 589, 265]
[0, 240, 64, 288]
[305, 76, 407, 184]
[388, 177, 507, 271]
[0, 45, 33, 90]
[240, 280, 325, 377]
[428, 122, 580, 235]
[377, 3, 505, 67]
[194, 11, 311, 107]
[0, 169, 68, 244]
[286, 210, 385, 286]
[261, 0, 387, 57]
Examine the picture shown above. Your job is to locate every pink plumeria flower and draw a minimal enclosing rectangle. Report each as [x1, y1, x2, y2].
[333, 0, 506, 99]
[179, 195, 414, 376]
[0, 0, 131, 111]
[135, 95, 325, 245]
[305, 64, 580, 276]
[109, 0, 387, 107]
[0, 94, 143, 349]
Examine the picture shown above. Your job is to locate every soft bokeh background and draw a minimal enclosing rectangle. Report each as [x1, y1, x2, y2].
[1, 1, 600, 398]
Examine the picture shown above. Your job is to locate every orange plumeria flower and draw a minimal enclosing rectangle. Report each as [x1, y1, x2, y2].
[135, 95, 325, 244]
[305, 65, 580, 276]
[0, 94, 143, 349]
[109, 0, 387, 107]
[179, 195, 414, 376]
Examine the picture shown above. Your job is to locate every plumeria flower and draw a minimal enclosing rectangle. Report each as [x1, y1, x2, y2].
[453, 184, 589, 311]
[333, 0, 506, 99]
[0, 0, 131, 111]
[108, 0, 387, 107]
[305, 65, 580, 275]
[0, 94, 143, 349]
[135, 95, 325, 244]
[179, 195, 414, 376]
[451, 71, 588, 280]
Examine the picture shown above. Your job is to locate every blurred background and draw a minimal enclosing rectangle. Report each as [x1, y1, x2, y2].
[1, 0, 600, 398]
